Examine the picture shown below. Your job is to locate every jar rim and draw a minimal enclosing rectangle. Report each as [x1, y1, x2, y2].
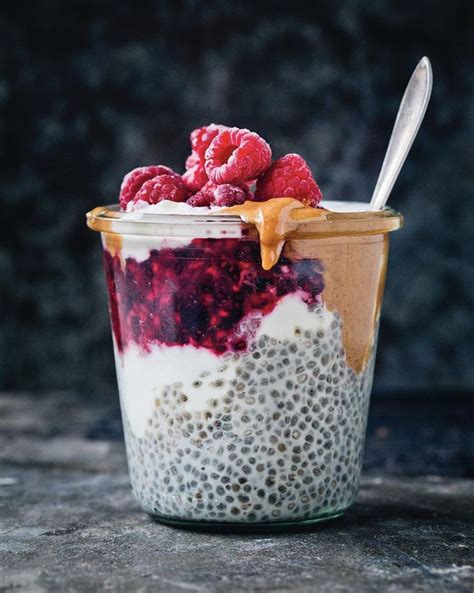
[86, 201, 403, 238]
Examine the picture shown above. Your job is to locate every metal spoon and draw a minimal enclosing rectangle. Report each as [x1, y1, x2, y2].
[369, 56, 433, 211]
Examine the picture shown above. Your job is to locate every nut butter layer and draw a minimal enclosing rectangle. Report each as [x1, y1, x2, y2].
[286, 235, 389, 373]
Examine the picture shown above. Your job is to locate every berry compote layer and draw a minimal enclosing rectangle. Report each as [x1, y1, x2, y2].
[105, 238, 324, 356]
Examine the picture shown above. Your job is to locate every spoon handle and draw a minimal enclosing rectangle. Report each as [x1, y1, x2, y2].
[369, 57, 433, 211]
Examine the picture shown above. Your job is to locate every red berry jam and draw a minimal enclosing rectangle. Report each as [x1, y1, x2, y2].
[104, 238, 324, 355]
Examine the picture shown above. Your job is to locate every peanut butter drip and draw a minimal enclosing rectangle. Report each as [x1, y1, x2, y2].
[220, 198, 327, 270]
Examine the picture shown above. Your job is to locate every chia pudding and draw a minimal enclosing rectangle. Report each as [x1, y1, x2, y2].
[87, 123, 402, 526]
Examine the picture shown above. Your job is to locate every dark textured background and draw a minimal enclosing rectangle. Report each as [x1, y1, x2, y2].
[1, 0, 473, 394]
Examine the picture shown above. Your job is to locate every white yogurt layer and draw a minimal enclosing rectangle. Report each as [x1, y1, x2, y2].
[104, 234, 192, 262]
[114, 294, 336, 437]
[127, 199, 370, 215]
[126, 200, 225, 215]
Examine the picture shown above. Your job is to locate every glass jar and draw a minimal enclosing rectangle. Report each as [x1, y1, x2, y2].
[87, 201, 402, 527]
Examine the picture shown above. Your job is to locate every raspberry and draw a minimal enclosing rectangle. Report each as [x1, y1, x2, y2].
[182, 124, 227, 192]
[185, 152, 200, 170]
[186, 181, 219, 208]
[119, 165, 180, 210]
[255, 153, 323, 207]
[182, 163, 208, 192]
[205, 127, 272, 185]
[213, 184, 249, 207]
[190, 124, 227, 160]
[186, 191, 213, 208]
[187, 180, 251, 208]
[132, 174, 187, 206]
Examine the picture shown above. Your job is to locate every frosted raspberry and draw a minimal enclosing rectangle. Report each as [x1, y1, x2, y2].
[182, 163, 208, 192]
[132, 174, 187, 206]
[255, 153, 323, 207]
[119, 165, 180, 210]
[190, 124, 227, 160]
[205, 128, 272, 185]
[187, 181, 218, 208]
[182, 124, 228, 192]
[185, 152, 200, 170]
[213, 184, 249, 207]
[186, 192, 213, 208]
[187, 180, 251, 208]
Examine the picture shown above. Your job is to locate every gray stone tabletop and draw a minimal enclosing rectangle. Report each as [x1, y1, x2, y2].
[0, 392, 473, 593]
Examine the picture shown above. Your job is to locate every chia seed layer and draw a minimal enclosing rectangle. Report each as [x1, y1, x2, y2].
[121, 308, 376, 524]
